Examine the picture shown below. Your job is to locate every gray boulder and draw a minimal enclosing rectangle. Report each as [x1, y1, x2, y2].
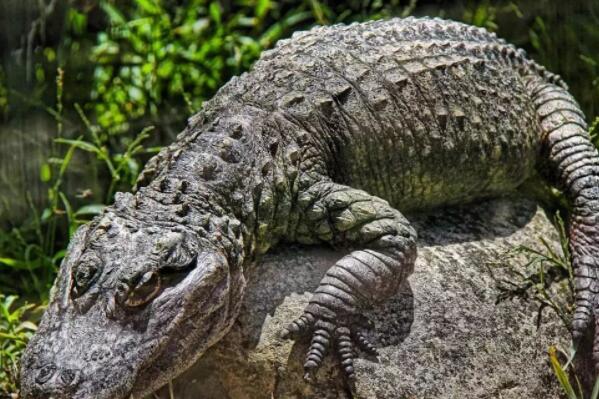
[152, 198, 572, 399]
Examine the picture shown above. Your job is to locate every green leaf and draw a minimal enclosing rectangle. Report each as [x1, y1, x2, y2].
[74, 204, 106, 216]
[192, 18, 210, 34]
[590, 116, 599, 137]
[40, 163, 51, 182]
[580, 54, 598, 67]
[100, 1, 126, 25]
[549, 346, 578, 399]
[128, 86, 144, 102]
[209, 2, 221, 24]
[52, 249, 67, 264]
[157, 60, 174, 78]
[135, 0, 161, 15]
[256, 0, 271, 18]
[55, 138, 100, 154]
[0, 258, 35, 271]
[591, 377, 599, 399]
[67, 9, 88, 35]
[16, 321, 37, 332]
[58, 192, 75, 233]
[529, 30, 541, 52]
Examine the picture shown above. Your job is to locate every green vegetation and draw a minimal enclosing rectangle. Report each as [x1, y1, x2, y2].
[491, 213, 569, 391]
[0, 295, 43, 396]
[495, 212, 599, 398]
[1, 0, 599, 397]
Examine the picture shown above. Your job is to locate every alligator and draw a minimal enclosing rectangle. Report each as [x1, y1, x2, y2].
[20, 16, 599, 399]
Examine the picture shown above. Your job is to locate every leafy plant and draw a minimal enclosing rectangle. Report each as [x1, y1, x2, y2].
[0, 67, 156, 300]
[87, 0, 418, 136]
[494, 210, 599, 397]
[590, 116, 599, 148]
[494, 212, 573, 327]
[0, 295, 44, 397]
[549, 345, 599, 399]
[90, 0, 313, 135]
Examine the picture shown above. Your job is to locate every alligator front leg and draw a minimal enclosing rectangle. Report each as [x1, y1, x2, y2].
[282, 180, 417, 381]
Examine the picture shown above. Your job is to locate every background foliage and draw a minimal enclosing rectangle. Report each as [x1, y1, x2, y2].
[0, 0, 598, 397]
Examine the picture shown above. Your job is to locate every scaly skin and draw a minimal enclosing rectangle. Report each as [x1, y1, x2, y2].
[20, 17, 597, 398]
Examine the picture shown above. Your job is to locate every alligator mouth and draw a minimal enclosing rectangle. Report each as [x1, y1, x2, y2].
[125, 259, 231, 397]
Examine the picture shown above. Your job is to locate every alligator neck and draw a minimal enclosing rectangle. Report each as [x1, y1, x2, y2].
[130, 104, 309, 265]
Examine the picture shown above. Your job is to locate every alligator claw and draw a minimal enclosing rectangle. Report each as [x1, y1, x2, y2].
[282, 311, 377, 382]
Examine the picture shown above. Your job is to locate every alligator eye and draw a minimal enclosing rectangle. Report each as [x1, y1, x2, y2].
[124, 271, 161, 307]
[72, 262, 99, 297]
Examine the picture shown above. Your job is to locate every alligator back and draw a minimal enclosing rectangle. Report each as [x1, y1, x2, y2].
[204, 17, 556, 211]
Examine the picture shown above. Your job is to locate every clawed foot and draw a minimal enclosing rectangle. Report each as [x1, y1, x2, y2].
[281, 311, 378, 382]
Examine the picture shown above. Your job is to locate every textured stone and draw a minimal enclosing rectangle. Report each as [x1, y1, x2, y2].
[154, 198, 569, 399]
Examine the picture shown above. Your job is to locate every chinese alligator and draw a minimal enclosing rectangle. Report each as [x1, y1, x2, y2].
[20, 16, 599, 398]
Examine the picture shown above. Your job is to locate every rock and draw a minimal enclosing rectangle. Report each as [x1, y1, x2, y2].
[153, 198, 572, 399]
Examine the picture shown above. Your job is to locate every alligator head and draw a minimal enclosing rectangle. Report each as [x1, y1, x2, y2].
[20, 204, 245, 399]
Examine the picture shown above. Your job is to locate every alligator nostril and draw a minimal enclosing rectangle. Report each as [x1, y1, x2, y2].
[35, 364, 56, 385]
[60, 369, 77, 386]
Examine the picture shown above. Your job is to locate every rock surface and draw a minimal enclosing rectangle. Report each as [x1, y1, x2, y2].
[153, 198, 572, 399]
